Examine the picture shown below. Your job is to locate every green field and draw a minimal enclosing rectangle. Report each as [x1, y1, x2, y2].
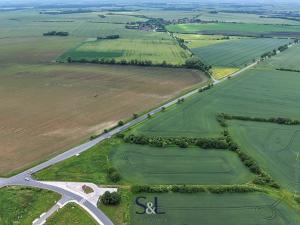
[34, 42, 300, 191]
[177, 34, 231, 48]
[110, 144, 253, 185]
[133, 48, 300, 138]
[265, 44, 300, 70]
[33, 140, 118, 184]
[229, 121, 300, 192]
[190, 38, 290, 67]
[198, 12, 300, 25]
[0, 187, 60, 225]
[44, 203, 98, 225]
[58, 37, 191, 65]
[0, 10, 158, 39]
[34, 139, 253, 185]
[131, 192, 300, 225]
[166, 22, 300, 36]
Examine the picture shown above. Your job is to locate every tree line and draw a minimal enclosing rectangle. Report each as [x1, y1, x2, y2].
[131, 184, 262, 194]
[260, 42, 294, 60]
[276, 68, 300, 73]
[65, 57, 182, 68]
[43, 31, 69, 36]
[123, 134, 229, 149]
[222, 130, 280, 188]
[97, 34, 120, 40]
[218, 113, 300, 126]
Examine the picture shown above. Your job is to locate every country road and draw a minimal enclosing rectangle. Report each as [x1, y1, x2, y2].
[0, 58, 259, 225]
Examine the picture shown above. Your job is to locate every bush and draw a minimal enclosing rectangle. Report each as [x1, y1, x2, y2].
[118, 120, 124, 126]
[184, 57, 210, 73]
[294, 195, 300, 204]
[253, 175, 280, 189]
[101, 191, 121, 205]
[131, 185, 169, 193]
[116, 133, 125, 139]
[207, 185, 258, 194]
[216, 113, 227, 127]
[171, 185, 205, 193]
[178, 141, 189, 148]
[107, 167, 121, 183]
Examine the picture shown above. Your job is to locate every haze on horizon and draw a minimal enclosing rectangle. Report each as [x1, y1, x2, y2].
[1, 0, 300, 6]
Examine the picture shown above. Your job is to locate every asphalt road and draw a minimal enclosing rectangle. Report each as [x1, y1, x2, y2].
[3, 176, 113, 225]
[0, 60, 259, 225]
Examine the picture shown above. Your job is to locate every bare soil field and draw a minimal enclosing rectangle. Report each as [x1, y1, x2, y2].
[0, 62, 206, 176]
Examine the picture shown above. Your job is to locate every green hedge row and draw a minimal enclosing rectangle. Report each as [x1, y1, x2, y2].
[223, 130, 280, 189]
[276, 68, 300, 73]
[131, 184, 262, 194]
[124, 134, 228, 149]
[219, 113, 300, 125]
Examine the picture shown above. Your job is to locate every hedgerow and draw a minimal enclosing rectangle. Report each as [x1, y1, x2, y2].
[223, 131, 280, 189]
[219, 113, 300, 125]
[123, 134, 228, 149]
[131, 185, 262, 194]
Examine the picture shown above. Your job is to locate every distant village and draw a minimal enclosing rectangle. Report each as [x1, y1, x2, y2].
[125, 16, 217, 32]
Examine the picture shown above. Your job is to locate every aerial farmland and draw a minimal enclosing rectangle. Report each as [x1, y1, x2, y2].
[0, 1, 300, 225]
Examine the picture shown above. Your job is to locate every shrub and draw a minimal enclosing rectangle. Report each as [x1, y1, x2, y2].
[294, 195, 300, 204]
[131, 185, 169, 193]
[207, 185, 258, 194]
[171, 185, 205, 193]
[108, 167, 121, 183]
[253, 175, 280, 189]
[216, 113, 227, 127]
[118, 120, 124, 126]
[101, 191, 121, 205]
[178, 141, 189, 148]
[116, 133, 125, 139]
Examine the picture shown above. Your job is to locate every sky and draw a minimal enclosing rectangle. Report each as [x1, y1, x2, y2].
[0, 0, 299, 7]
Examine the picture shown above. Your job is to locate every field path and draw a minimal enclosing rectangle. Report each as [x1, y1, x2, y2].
[212, 61, 258, 84]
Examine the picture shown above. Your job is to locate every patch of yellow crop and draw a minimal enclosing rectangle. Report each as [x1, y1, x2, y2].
[211, 67, 240, 80]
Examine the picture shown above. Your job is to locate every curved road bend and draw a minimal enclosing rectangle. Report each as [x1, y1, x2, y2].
[3, 176, 113, 225]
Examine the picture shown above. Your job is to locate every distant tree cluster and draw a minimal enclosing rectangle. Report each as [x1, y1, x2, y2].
[184, 57, 211, 74]
[97, 34, 120, 40]
[261, 43, 292, 60]
[40, 9, 94, 15]
[43, 31, 69, 36]
[125, 18, 168, 32]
